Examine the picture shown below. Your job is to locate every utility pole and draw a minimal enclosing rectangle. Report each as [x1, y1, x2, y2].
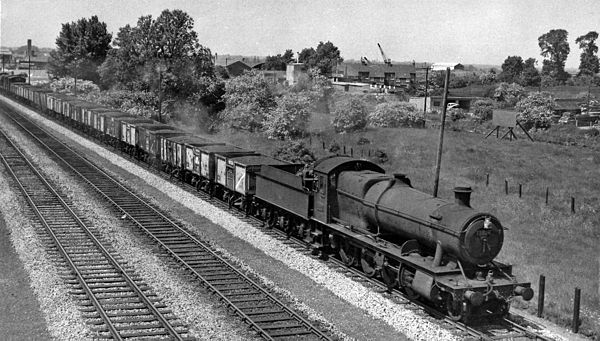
[27, 39, 31, 84]
[422, 65, 431, 115]
[433, 67, 451, 198]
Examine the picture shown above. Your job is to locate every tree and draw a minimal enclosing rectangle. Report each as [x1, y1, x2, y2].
[498, 56, 524, 83]
[538, 29, 570, 84]
[519, 58, 541, 87]
[298, 48, 316, 64]
[263, 94, 311, 140]
[332, 97, 367, 133]
[220, 70, 275, 131]
[299, 42, 342, 75]
[575, 31, 600, 77]
[264, 49, 294, 71]
[493, 82, 527, 106]
[99, 9, 214, 98]
[48, 15, 112, 83]
[515, 92, 556, 130]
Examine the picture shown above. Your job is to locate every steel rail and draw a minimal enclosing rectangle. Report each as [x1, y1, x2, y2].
[0, 100, 332, 340]
[0, 129, 184, 341]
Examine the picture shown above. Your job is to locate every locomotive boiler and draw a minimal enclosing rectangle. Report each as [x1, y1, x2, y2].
[335, 171, 504, 266]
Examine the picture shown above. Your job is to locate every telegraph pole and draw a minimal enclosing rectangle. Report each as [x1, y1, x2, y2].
[27, 39, 31, 84]
[433, 67, 451, 198]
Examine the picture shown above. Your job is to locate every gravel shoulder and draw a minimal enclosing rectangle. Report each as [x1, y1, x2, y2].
[0, 98, 416, 340]
[0, 207, 51, 341]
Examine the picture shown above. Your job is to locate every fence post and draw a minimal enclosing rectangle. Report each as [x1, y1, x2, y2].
[343, 145, 346, 154]
[368, 150, 371, 157]
[519, 184, 522, 198]
[537, 275, 545, 317]
[573, 287, 581, 333]
[350, 147, 353, 157]
[571, 197, 575, 213]
[505, 179, 508, 195]
[545, 187, 549, 205]
[322, 141, 325, 150]
[486, 173, 489, 187]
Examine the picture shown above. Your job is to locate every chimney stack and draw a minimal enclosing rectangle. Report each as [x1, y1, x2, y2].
[454, 186, 472, 207]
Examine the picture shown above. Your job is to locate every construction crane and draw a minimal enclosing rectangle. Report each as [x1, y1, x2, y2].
[377, 43, 392, 66]
[360, 56, 370, 65]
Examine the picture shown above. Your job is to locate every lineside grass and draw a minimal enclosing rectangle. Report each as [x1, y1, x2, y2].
[194, 117, 599, 337]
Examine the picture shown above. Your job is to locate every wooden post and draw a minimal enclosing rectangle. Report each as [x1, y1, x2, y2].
[322, 141, 325, 150]
[368, 150, 371, 157]
[343, 145, 346, 154]
[573, 287, 581, 333]
[505, 179, 508, 195]
[537, 275, 545, 317]
[486, 173, 489, 187]
[350, 147, 353, 156]
[519, 184, 522, 198]
[571, 197, 575, 213]
[433, 67, 451, 198]
[545, 187, 549, 205]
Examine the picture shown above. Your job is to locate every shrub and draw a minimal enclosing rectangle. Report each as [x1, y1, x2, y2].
[493, 82, 527, 106]
[272, 141, 316, 164]
[263, 94, 311, 140]
[515, 92, 556, 130]
[357, 137, 370, 145]
[221, 70, 275, 131]
[50, 77, 100, 94]
[447, 107, 467, 121]
[332, 97, 368, 133]
[329, 142, 340, 153]
[371, 149, 388, 164]
[368, 101, 425, 128]
[471, 99, 494, 121]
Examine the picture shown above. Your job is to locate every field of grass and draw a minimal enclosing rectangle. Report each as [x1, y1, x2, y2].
[189, 110, 599, 337]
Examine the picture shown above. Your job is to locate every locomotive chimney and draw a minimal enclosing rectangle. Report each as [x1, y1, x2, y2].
[454, 186, 472, 207]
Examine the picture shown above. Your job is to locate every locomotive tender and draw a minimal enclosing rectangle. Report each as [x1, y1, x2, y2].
[0, 75, 533, 322]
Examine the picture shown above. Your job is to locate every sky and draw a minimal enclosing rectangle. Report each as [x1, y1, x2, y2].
[1, 0, 599, 69]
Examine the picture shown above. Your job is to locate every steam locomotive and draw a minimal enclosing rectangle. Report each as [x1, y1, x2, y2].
[0, 75, 533, 322]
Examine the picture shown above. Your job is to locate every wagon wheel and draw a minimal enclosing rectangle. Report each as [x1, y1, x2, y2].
[381, 262, 398, 292]
[446, 294, 463, 322]
[339, 242, 358, 267]
[267, 210, 278, 229]
[399, 266, 420, 300]
[360, 249, 377, 278]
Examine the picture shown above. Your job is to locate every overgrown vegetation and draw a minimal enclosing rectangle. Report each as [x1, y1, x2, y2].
[368, 101, 425, 128]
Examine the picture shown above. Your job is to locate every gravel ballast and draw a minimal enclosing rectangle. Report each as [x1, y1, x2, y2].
[0, 115, 258, 341]
[0, 162, 94, 340]
[0, 97, 462, 341]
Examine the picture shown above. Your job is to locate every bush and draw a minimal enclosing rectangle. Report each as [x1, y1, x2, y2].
[263, 94, 311, 140]
[471, 99, 494, 121]
[368, 101, 425, 128]
[50, 77, 100, 94]
[515, 92, 556, 130]
[357, 137, 370, 145]
[221, 70, 275, 131]
[447, 108, 467, 121]
[370, 149, 388, 164]
[332, 97, 368, 133]
[493, 82, 527, 106]
[272, 141, 316, 164]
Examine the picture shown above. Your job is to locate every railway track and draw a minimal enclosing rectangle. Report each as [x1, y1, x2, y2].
[0, 97, 555, 340]
[0, 130, 190, 340]
[0, 102, 333, 340]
